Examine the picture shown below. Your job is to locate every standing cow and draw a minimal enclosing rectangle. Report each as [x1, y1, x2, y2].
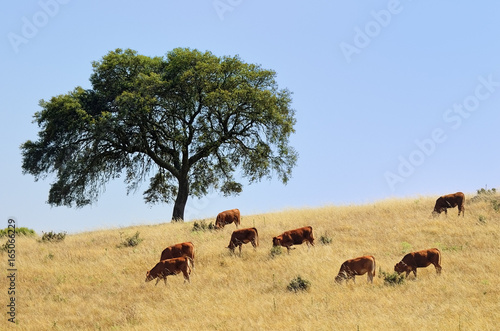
[272, 226, 314, 254]
[215, 209, 241, 229]
[227, 227, 259, 255]
[394, 248, 442, 278]
[160, 242, 195, 269]
[335, 255, 376, 284]
[432, 192, 465, 217]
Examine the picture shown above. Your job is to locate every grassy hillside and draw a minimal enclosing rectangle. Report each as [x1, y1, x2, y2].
[3, 194, 500, 330]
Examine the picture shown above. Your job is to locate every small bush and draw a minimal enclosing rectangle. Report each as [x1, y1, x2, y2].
[0, 227, 36, 237]
[191, 220, 216, 232]
[478, 215, 487, 225]
[287, 275, 311, 292]
[118, 231, 143, 248]
[269, 245, 282, 258]
[319, 234, 332, 245]
[491, 200, 500, 212]
[379, 269, 405, 286]
[41, 231, 66, 243]
[401, 242, 412, 254]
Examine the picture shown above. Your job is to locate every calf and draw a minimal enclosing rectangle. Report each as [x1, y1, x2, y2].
[145, 256, 193, 286]
[394, 248, 442, 278]
[215, 209, 241, 229]
[433, 192, 465, 217]
[335, 256, 376, 284]
[272, 226, 314, 254]
[227, 227, 259, 255]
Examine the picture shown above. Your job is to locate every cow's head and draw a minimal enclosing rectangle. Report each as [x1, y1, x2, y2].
[394, 261, 410, 274]
[227, 240, 236, 252]
[215, 220, 223, 229]
[145, 270, 154, 282]
[335, 271, 347, 283]
[272, 236, 282, 247]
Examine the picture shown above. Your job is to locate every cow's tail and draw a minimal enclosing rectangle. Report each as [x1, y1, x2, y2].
[191, 243, 195, 270]
[371, 256, 376, 278]
[186, 256, 194, 273]
[254, 227, 259, 247]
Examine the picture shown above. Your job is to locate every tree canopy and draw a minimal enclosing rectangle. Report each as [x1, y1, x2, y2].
[21, 48, 298, 221]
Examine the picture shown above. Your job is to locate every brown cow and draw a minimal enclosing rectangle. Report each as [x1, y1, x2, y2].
[215, 209, 241, 229]
[335, 256, 376, 284]
[433, 192, 465, 217]
[145, 256, 193, 286]
[272, 226, 314, 253]
[160, 242, 195, 268]
[227, 227, 259, 254]
[394, 248, 442, 278]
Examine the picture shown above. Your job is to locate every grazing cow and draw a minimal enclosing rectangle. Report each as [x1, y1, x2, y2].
[433, 192, 465, 217]
[272, 226, 314, 253]
[160, 242, 195, 268]
[335, 256, 376, 284]
[227, 227, 259, 254]
[394, 248, 442, 278]
[145, 256, 193, 286]
[215, 209, 241, 229]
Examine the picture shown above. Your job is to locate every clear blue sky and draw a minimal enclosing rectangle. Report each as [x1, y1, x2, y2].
[1, 1, 499, 233]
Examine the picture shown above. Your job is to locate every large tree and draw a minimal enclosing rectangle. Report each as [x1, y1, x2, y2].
[21, 48, 298, 221]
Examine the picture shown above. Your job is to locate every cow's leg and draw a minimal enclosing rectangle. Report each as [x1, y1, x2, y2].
[413, 269, 417, 278]
[155, 278, 160, 286]
[182, 269, 190, 283]
[163, 277, 167, 286]
[435, 263, 442, 275]
[367, 272, 373, 283]
[238, 244, 242, 256]
[251, 239, 257, 250]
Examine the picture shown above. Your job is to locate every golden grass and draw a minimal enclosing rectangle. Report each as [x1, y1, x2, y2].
[4, 195, 500, 330]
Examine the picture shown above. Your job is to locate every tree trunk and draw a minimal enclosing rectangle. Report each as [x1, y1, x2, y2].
[172, 177, 189, 222]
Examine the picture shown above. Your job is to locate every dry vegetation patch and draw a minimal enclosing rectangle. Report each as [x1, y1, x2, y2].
[3, 195, 500, 330]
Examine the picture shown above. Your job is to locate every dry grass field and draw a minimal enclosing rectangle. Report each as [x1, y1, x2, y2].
[3, 194, 500, 330]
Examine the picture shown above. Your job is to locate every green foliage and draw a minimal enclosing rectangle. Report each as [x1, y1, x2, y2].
[319, 233, 332, 245]
[117, 231, 143, 248]
[0, 227, 36, 237]
[41, 231, 66, 243]
[269, 245, 282, 258]
[478, 215, 487, 224]
[491, 199, 500, 212]
[401, 242, 412, 254]
[191, 220, 216, 232]
[379, 269, 405, 286]
[21, 48, 298, 221]
[434, 242, 464, 252]
[287, 275, 311, 292]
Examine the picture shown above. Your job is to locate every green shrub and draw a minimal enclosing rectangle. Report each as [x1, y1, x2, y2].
[118, 231, 143, 248]
[379, 269, 405, 286]
[269, 245, 282, 258]
[0, 227, 36, 237]
[41, 231, 66, 243]
[191, 220, 216, 232]
[319, 233, 332, 245]
[491, 200, 500, 212]
[287, 275, 311, 292]
[478, 215, 487, 224]
[401, 242, 412, 254]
